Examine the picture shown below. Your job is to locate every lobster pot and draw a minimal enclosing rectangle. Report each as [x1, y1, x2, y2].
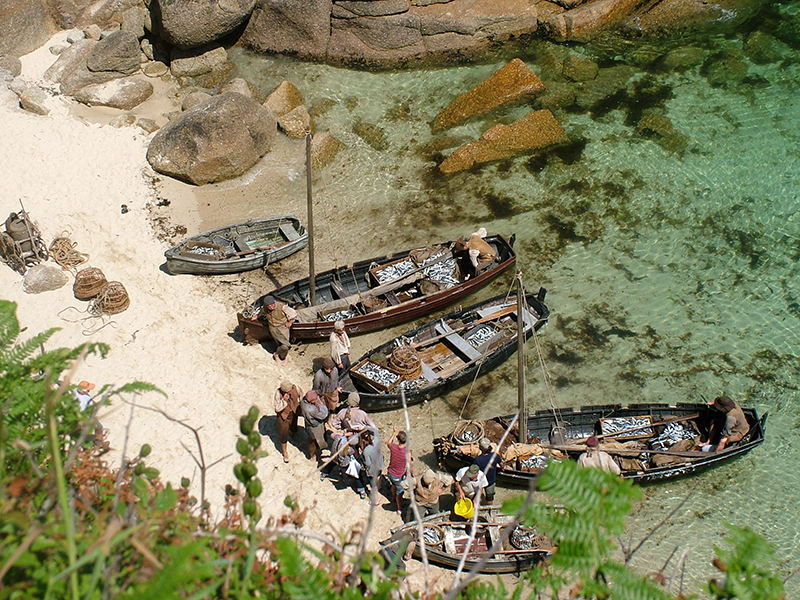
[388, 346, 422, 380]
[93, 281, 130, 315]
[73, 267, 108, 300]
[453, 420, 484, 445]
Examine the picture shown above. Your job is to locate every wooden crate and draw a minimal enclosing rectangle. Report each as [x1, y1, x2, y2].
[350, 358, 403, 391]
[599, 415, 653, 440]
[368, 256, 416, 287]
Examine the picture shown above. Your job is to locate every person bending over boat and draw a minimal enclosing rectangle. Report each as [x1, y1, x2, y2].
[328, 393, 377, 439]
[699, 395, 750, 452]
[330, 320, 352, 372]
[407, 469, 446, 519]
[257, 295, 296, 365]
[472, 437, 502, 505]
[313, 358, 343, 411]
[274, 380, 301, 463]
[455, 463, 489, 503]
[455, 227, 496, 280]
[577, 436, 621, 475]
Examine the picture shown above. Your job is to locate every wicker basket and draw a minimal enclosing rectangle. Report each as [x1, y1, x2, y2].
[388, 346, 422, 380]
[453, 420, 484, 445]
[361, 294, 388, 312]
[74, 267, 108, 300]
[90, 281, 130, 315]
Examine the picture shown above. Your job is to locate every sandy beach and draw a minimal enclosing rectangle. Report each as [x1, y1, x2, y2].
[0, 32, 466, 590]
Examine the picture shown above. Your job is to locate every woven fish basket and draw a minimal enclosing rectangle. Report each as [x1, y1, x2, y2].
[388, 346, 422, 380]
[73, 267, 108, 300]
[453, 420, 484, 445]
[90, 281, 130, 315]
[361, 294, 388, 312]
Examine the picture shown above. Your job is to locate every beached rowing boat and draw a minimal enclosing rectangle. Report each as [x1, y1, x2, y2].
[339, 288, 549, 412]
[435, 401, 767, 486]
[379, 505, 555, 574]
[164, 216, 307, 275]
[236, 234, 516, 342]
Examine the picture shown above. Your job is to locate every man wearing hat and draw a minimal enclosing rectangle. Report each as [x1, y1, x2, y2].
[577, 436, 621, 475]
[472, 438, 501, 505]
[313, 357, 343, 411]
[459, 227, 496, 280]
[257, 294, 297, 365]
[329, 392, 377, 440]
[454, 462, 488, 503]
[330, 320, 351, 372]
[274, 380, 302, 463]
[74, 380, 96, 411]
[701, 395, 750, 452]
[408, 469, 446, 518]
[300, 390, 329, 462]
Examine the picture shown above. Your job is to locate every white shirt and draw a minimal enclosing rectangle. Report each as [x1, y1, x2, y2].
[74, 390, 93, 412]
[455, 466, 489, 498]
[330, 330, 351, 364]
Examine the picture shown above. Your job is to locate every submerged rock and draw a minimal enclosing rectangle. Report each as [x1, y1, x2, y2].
[433, 58, 546, 132]
[353, 119, 389, 151]
[311, 130, 347, 170]
[146, 92, 278, 185]
[438, 109, 569, 174]
[264, 80, 304, 118]
[636, 110, 688, 153]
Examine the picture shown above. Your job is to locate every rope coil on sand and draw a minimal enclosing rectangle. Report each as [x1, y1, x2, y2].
[50, 234, 89, 272]
[89, 281, 130, 316]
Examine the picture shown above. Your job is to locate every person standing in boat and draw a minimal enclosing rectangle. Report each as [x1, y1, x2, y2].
[460, 227, 496, 280]
[330, 320, 352, 372]
[700, 395, 750, 452]
[300, 390, 328, 462]
[472, 438, 502, 505]
[577, 436, 621, 475]
[257, 295, 297, 365]
[274, 380, 301, 463]
[313, 357, 343, 412]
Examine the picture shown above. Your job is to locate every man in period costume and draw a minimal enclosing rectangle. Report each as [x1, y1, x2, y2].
[300, 390, 329, 462]
[577, 435, 621, 475]
[258, 294, 297, 365]
[313, 357, 343, 411]
[702, 395, 750, 452]
[274, 380, 301, 463]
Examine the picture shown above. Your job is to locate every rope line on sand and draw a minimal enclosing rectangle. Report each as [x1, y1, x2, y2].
[49, 233, 89, 272]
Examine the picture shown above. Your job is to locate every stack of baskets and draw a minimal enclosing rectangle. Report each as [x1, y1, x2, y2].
[74, 267, 130, 315]
[388, 346, 422, 380]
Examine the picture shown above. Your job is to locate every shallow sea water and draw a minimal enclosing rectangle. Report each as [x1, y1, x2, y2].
[213, 18, 800, 595]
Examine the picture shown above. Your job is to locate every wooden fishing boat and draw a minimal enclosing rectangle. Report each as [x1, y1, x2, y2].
[435, 401, 768, 486]
[164, 216, 307, 275]
[236, 234, 516, 342]
[379, 505, 555, 574]
[339, 289, 549, 412]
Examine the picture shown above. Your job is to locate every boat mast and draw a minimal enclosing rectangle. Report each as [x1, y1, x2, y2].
[306, 129, 316, 306]
[516, 271, 527, 443]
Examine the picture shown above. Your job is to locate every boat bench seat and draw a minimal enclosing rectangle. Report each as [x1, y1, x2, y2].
[330, 281, 348, 299]
[233, 236, 251, 253]
[385, 292, 401, 306]
[419, 360, 438, 381]
[279, 223, 300, 242]
[434, 320, 482, 361]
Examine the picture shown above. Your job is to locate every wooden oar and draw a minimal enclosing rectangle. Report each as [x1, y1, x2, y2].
[578, 412, 700, 443]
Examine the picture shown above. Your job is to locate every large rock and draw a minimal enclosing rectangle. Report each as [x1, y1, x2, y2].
[0, 0, 55, 59]
[263, 80, 304, 117]
[170, 45, 229, 77]
[72, 76, 153, 109]
[433, 58, 545, 132]
[310, 130, 347, 171]
[146, 92, 278, 185]
[544, 0, 642, 42]
[149, 0, 257, 49]
[241, 0, 333, 60]
[621, 0, 763, 38]
[86, 30, 140, 74]
[44, 38, 95, 83]
[438, 109, 568, 174]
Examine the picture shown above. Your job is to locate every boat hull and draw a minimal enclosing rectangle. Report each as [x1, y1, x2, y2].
[380, 506, 553, 574]
[435, 402, 767, 486]
[339, 290, 549, 412]
[164, 216, 307, 275]
[237, 234, 516, 342]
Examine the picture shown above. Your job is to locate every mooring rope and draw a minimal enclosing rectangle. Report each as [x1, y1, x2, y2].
[49, 233, 89, 272]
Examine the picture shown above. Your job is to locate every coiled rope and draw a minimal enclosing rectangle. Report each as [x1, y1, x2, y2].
[49, 233, 89, 272]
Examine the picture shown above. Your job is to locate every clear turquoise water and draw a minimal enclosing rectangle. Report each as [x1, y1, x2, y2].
[223, 13, 800, 594]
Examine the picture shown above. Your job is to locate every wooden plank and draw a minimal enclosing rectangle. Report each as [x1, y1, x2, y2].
[279, 223, 301, 242]
[444, 332, 482, 361]
[419, 360, 438, 381]
[233, 235, 251, 253]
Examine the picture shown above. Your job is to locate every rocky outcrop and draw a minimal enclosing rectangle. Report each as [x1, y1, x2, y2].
[263, 80, 304, 117]
[433, 58, 546, 132]
[438, 109, 568, 174]
[149, 0, 257, 49]
[620, 0, 760, 38]
[544, 0, 642, 43]
[146, 92, 278, 185]
[0, 0, 56, 59]
[169, 45, 233, 87]
[242, 0, 333, 61]
[72, 77, 153, 109]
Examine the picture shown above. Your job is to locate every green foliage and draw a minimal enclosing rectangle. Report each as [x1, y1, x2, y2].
[706, 523, 785, 600]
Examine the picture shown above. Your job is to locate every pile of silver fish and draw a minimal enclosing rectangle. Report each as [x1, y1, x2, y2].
[521, 455, 550, 469]
[510, 526, 549, 550]
[323, 310, 356, 322]
[187, 245, 220, 257]
[398, 377, 426, 390]
[422, 255, 459, 288]
[354, 361, 401, 388]
[601, 417, 653, 438]
[422, 527, 442, 545]
[374, 259, 416, 284]
[466, 325, 496, 348]
[650, 422, 697, 450]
